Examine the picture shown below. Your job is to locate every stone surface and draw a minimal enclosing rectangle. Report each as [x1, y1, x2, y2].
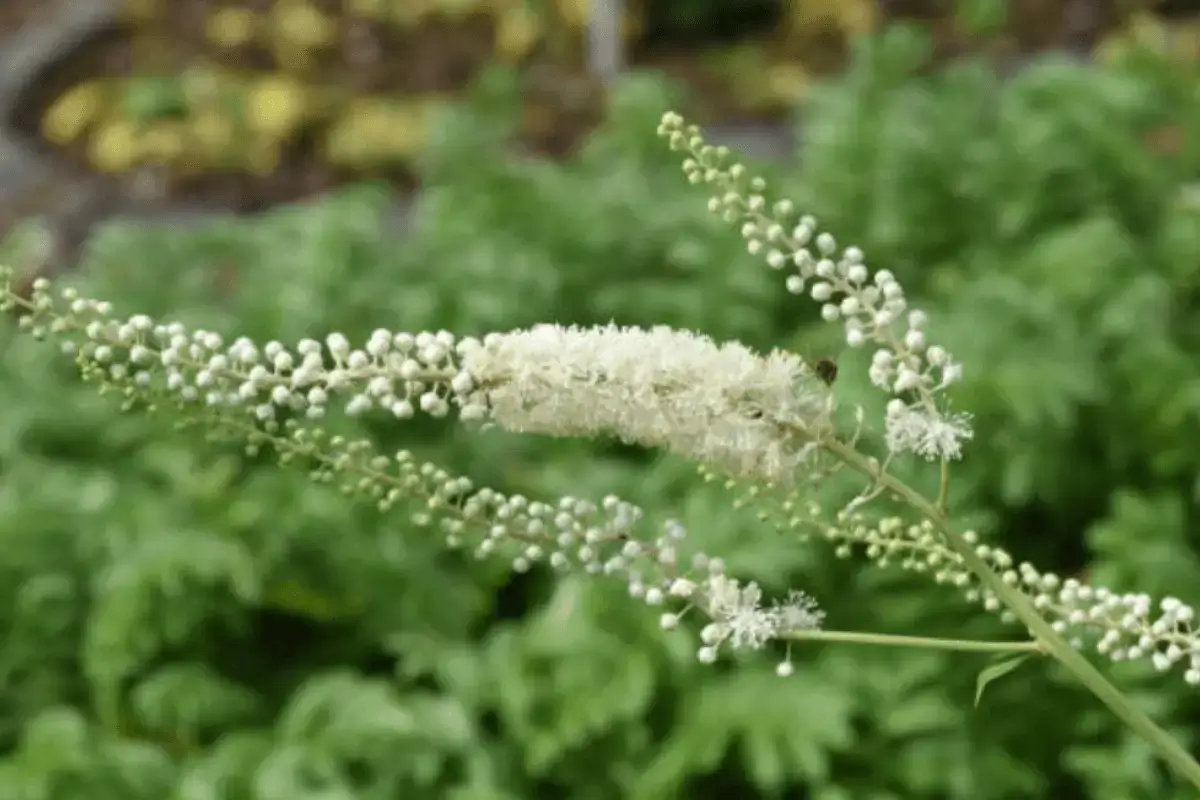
[0, 0, 128, 268]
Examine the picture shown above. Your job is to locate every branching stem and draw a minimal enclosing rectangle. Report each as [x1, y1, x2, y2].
[823, 437, 1200, 791]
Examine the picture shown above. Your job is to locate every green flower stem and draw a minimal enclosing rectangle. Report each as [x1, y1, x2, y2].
[783, 629, 1043, 654]
[937, 457, 950, 512]
[824, 437, 1200, 791]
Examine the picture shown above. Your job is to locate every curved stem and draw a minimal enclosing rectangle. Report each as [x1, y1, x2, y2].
[823, 437, 1200, 791]
[784, 628, 1043, 654]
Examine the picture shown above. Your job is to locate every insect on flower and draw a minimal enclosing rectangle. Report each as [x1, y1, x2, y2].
[815, 357, 838, 386]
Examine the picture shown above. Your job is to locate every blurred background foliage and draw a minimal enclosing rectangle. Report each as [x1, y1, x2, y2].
[18, 0, 1200, 207]
[2, 1, 1200, 798]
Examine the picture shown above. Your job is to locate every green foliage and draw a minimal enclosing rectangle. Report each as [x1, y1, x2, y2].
[974, 653, 1032, 707]
[2, 23, 1200, 799]
[956, 0, 1007, 38]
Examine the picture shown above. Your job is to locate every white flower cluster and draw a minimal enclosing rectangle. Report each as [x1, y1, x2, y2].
[660, 571, 824, 675]
[1048, 579, 1200, 683]
[795, 504, 1200, 687]
[1, 269, 826, 673]
[15, 281, 485, 424]
[308, 433, 825, 670]
[657, 111, 973, 462]
[445, 486, 824, 670]
[464, 323, 833, 483]
[8, 279, 832, 485]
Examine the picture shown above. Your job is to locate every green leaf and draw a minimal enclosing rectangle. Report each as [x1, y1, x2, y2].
[975, 654, 1033, 707]
[956, 0, 1007, 37]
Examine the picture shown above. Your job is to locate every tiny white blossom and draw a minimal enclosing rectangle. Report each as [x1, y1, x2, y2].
[770, 589, 825, 632]
[885, 403, 974, 461]
[703, 575, 777, 650]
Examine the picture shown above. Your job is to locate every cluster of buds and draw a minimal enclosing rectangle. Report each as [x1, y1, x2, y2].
[797, 505, 1200, 687]
[11, 277, 488, 424]
[657, 111, 973, 462]
[297, 427, 827, 670]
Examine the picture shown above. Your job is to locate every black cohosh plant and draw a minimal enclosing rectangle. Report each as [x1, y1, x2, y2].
[3, 111, 1200, 788]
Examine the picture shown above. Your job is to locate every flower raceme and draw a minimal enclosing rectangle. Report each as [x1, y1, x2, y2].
[793, 509, 1200, 686]
[651, 112, 1200, 698]
[7, 277, 833, 486]
[467, 323, 834, 483]
[5, 106, 1200, 786]
[2, 106, 1200, 705]
[657, 111, 974, 462]
[7, 267, 1200, 686]
[0, 271, 830, 669]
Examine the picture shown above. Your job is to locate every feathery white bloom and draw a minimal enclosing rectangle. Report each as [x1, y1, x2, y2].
[771, 589, 825, 632]
[699, 575, 824, 653]
[703, 575, 777, 650]
[884, 401, 974, 461]
[462, 323, 833, 483]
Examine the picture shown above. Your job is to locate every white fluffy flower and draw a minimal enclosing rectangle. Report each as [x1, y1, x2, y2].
[770, 589, 825, 633]
[703, 575, 777, 650]
[885, 402, 974, 461]
[462, 324, 833, 483]
[700, 576, 824, 653]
